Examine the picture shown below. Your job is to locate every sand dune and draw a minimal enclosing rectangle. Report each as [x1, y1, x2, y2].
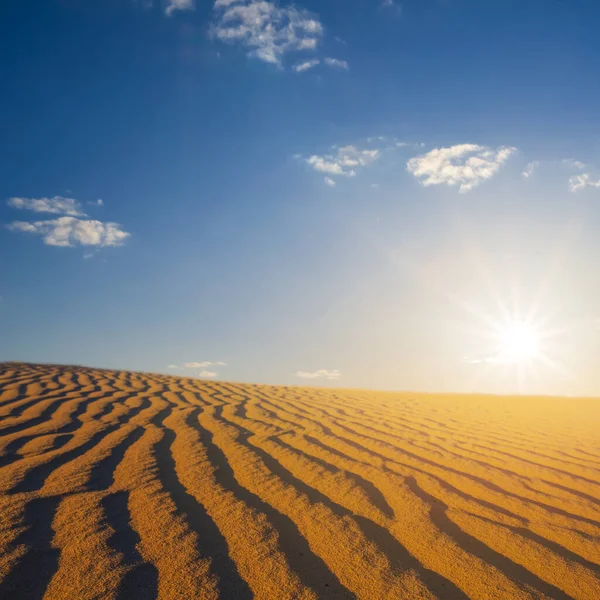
[0, 363, 599, 599]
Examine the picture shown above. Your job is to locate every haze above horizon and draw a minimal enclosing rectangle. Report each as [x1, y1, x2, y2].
[2, 0, 600, 396]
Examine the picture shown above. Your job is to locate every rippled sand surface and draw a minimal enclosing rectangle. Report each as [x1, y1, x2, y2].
[0, 363, 599, 599]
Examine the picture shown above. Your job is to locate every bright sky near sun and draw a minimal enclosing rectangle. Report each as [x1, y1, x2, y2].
[2, 0, 600, 395]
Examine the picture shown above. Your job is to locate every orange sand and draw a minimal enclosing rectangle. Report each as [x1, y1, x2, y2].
[0, 363, 599, 599]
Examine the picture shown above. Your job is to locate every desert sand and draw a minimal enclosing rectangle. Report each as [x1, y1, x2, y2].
[0, 363, 599, 599]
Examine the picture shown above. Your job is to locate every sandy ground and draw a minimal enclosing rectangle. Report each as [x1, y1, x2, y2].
[0, 363, 599, 599]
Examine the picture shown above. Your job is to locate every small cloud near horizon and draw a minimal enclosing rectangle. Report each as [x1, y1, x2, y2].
[199, 370, 218, 378]
[183, 361, 226, 368]
[168, 361, 226, 377]
[296, 369, 341, 380]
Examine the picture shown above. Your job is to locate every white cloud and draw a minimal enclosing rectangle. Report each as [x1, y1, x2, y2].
[214, 0, 244, 6]
[300, 137, 414, 184]
[8, 196, 87, 217]
[305, 145, 381, 179]
[199, 370, 218, 378]
[568, 173, 600, 193]
[165, 0, 195, 16]
[521, 161, 539, 178]
[169, 361, 227, 377]
[211, 0, 323, 66]
[88, 198, 104, 207]
[564, 158, 600, 192]
[324, 57, 349, 70]
[334, 145, 380, 167]
[563, 158, 586, 171]
[306, 156, 350, 176]
[295, 59, 319, 72]
[406, 144, 516, 193]
[7, 217, 130, 247]
[296, 369, 341, 380]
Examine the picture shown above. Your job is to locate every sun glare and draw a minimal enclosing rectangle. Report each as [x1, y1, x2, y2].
[497, 321, 539, 363]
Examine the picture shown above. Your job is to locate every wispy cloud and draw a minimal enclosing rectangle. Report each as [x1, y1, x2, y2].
[569, 173, 600, 193]
[168, 360, 227, 378]
[165, 0, 195, 16]
[324, 57, 349, 70]
[521, 161, 539, 179]
[305, 144, 381, 180]
[199, 370, 218, 378]
[296, 369, 341, 380]
[406, 144, 516, 193]
[563, 158, 586, 171]
[380, 0, 402, 13]
[306, 155, 350, 176]
[183, 361, 226, 368]
[7, 217, 130, 247]
[211, 0, 323, 66]
[295, 59, 320, 72]
[299, 137, 418, 186]
[8, 196, 87, 217]
[562, 158, 599, 192]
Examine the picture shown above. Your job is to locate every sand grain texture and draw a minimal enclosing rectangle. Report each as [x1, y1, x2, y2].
[0, 363, 599, 599]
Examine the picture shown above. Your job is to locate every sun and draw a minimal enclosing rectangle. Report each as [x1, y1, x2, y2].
[496, 321, 540, 363]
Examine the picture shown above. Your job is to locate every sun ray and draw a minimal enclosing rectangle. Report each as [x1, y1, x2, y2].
[526, 219, 582, 325]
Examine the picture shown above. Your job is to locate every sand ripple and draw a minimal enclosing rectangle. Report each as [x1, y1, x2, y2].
[1, 363, 599, 599]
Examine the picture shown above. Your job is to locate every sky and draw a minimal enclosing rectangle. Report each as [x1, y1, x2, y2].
[2, 0, 600, 395]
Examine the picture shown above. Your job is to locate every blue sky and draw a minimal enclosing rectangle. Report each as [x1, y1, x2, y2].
[2, 0, 600, 394]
